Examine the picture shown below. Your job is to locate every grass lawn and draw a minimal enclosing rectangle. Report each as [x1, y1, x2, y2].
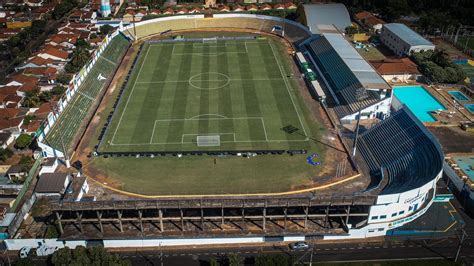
[100, 38, 312, 152]
[355, 46, 386, 61]
[90, 153, 323, 195]
[86, 33, 329, 196]
[460, 64, 474, 79]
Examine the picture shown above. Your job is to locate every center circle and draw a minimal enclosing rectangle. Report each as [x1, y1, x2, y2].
[189, 72, 230, 90]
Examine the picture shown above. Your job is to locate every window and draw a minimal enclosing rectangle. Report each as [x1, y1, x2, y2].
[380, 215, 387, 219]
[409, 206, 412, 211]
[392, 213, 397, 217]
[399, 211, 405, 215]
[371, 216, 378, 220]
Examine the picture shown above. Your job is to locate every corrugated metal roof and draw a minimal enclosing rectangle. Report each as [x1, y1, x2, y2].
[322, 32, 390, 90]
[383, 23, 434, 47]
[302, 4, 351, 34]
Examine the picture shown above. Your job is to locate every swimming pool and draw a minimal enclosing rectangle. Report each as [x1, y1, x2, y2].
[393, 86, 446, 122]
[449, 91, 470, 102]
[465, 103, 474, 114]
[453, 156, 474, 182]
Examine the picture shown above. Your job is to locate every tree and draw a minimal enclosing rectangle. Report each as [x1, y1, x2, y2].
[52, 247, 72, 265]
[52, 246, 131, 266]
[15, 134, 33, 150]
[22, 89, 41, 108]
[100, 24, 114, 35]
[75, 38, 90, 49]
[52, 85, 66, 96]
[0, 148, 13, 162]
[57, 73, 72, 85]
[227, 254, 244, 266]
[345, 25, 358, 35]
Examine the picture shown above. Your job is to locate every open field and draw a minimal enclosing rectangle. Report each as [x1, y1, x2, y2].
[99, 38, 312, 152]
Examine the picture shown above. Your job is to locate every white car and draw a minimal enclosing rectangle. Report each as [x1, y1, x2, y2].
[19, 246, 31, 259]
[289, 242, 309, 250]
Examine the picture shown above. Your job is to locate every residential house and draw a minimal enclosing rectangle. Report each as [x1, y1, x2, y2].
[6, 165, 28, 181]
[355, 11, 385, 33]
[246, 4, 258, 11]
[218, 5, 230, 12]
[233, 5, 245, 12]
[0, 132, 14, 149]
[162, 8, 174, 15]
[38, 158, 59, 175]
[284, 2, 297, 9]
[188, 7, 201, 14]
[260, 4, 272, 11]
[371, 58, 421, 82]
[37, 46, 69, 62]
[176, 7, 188, 14]
[25, 0, 43, 7]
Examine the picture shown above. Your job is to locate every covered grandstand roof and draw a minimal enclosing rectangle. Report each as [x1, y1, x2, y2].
[300, 4, 351, 34]
[306, 27, 390, 117]
[356, 106, 443, 195]
[383, 23, 434, 47]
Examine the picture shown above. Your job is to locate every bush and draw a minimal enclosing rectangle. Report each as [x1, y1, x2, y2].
[0, 148, 13, 162]
[15, 134, 33, 150]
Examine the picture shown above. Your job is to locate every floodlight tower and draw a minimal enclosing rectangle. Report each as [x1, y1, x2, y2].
[352, 87, 368, 157]
[52, 103, 71, 168]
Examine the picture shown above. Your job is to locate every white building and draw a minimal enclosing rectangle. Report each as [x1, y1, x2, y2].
[380, 23, 435, 57]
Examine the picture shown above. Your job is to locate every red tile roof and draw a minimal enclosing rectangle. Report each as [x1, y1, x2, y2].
[40, 46, 69, 60]
[371, 58, 420, 75]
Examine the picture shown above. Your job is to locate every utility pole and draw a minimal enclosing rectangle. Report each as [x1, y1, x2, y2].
[455, 228, 468, 263]
[52, 103, 70, 168]
[352, 87, 368, 157]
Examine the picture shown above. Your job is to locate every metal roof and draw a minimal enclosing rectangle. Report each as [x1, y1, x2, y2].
[383, 23, 434, 47]
[322, 32, 390, 90]
[302, 4, 351, 34]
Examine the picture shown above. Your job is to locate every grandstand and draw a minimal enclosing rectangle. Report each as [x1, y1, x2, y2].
[306, 31, 391, 120]
[43, 33, 130, 154]
[124, 15, 311, 44]
[356, 106, 443, 194]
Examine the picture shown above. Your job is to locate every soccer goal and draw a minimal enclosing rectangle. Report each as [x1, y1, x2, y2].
[202, 38, 218, 44]
[197, 135, 221, 147]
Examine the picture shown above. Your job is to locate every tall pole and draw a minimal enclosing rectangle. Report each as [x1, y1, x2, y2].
[53, 104, 70, 168]
[455, 228, 468, 262]
[352, 87, 367, 157]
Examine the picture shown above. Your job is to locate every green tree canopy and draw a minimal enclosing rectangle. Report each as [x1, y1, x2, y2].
[15, 134, 33, 150]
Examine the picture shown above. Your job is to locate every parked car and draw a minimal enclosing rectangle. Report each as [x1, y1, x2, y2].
[289, 242, 309, 250]
[19, 246, 31, 258]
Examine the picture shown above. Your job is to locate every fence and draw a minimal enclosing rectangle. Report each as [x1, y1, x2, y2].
[9, 155, 42, 212]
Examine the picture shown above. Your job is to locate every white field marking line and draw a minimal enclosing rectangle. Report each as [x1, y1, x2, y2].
[111, 45, 151, 145]
[268, 41, 309, 139]
[154, 117, 263, 122]
[76, 90, 95, 101]
[135, 77, 284, 84]
[100, 56, 116, 66]
[110, 139, 308, 146]
[150, 120, 158, 144]
[169, 41, 258, 56]
[189, 113, 229, 120]
[260, 117, 268, 141]
[181, 133, 236, 144]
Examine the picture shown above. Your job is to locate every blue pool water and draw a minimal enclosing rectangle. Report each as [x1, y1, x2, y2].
[394, 86, 446, 122]
[465, 103, 474, 114]
[449, 91, 470, 102]
[453, 156, 474, 182]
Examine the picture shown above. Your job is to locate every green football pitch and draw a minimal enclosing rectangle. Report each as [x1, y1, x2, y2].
[100, 38, 313, 152]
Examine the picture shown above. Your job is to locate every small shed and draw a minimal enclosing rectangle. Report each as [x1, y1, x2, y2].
[35, 173, 71, 198]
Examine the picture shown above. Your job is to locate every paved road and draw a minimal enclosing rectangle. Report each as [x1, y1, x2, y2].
[113, 236, 474, 265]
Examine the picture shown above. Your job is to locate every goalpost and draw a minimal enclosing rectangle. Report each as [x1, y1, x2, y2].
[197, 135, 221, 147]
[202, 37, 218, 43]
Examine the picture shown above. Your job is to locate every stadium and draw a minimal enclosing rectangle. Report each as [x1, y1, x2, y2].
[33, 9, 444, 242]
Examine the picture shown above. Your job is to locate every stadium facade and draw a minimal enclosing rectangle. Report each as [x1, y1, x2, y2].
[30, 9, 444, 245]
